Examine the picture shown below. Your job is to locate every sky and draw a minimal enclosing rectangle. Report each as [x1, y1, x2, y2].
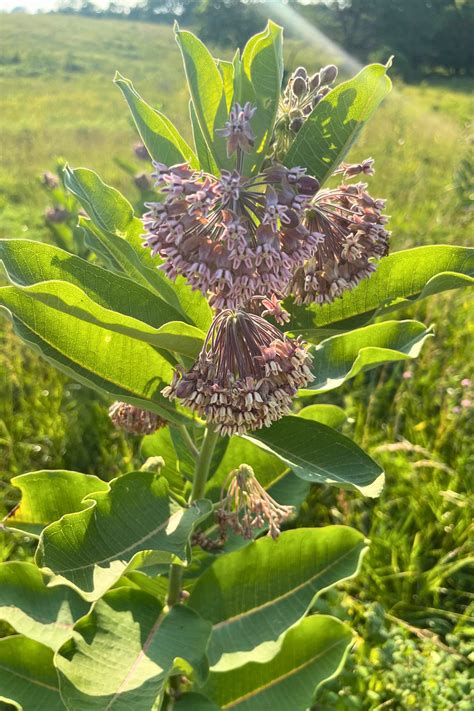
[0, 0, 137, 11]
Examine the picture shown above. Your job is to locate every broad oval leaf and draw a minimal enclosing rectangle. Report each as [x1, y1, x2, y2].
[0, 636, 64, 711]
[0, 282, 190, 425]
[188, 526, 366, 671]
[176, 693, 220, 710]
[245, 415, 384, 497]
[56, 588, 211, 711]
[202, 615, 353, 710]
[175, 27, 232, 172]
[284, 63, 391, 184]
[189, 100, 219, 174]
[288, 245, 474, 333]
[239, 21, 283, 175]
[0, 238, 183, 328]
[0, 562, 89, 651]
[5, 469, 108, 536]
[36, 471, 212, 600]
[115, 72, 197, 167]
[302, 320, 433, 394]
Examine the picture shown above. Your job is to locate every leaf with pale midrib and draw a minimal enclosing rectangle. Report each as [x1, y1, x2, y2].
[245, 415, 384, 497]
[188, 526, 366, 671]
[56, 588, 211, 711]
[36, 471, 212, 600]
[202, 615, 353, 710]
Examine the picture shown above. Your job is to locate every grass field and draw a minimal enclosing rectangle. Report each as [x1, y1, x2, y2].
[1, 13, 473, 709]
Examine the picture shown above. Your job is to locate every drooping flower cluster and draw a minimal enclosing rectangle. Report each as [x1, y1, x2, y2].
[162, 309, 314, 436]
[290, 177, 390, 305]
[108, 401, 166, 435]
[217, 464, 295, 540]
[142, 160, 321, 309]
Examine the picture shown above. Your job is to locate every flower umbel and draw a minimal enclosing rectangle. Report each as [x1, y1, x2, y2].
[162, 309, 314, 436]
[291, 173, 390, 304]
[142, 104, 322, 309]
[218, 464, 295, 540]
[108, 402, 166, 435]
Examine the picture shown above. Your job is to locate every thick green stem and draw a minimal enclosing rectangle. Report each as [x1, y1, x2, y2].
[166, 563, 183, 608]
[190, 425, 220, 501]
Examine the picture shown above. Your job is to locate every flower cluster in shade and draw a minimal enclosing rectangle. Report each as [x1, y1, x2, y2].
[142, 156, 321, 311]
[162, 309, 314, 436]
[217, 464, 294, 540]
[108, 401, 166, 435]
[291, 165, 390, 305]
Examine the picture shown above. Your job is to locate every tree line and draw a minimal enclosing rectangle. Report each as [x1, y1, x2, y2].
[55, 0, 473, 79]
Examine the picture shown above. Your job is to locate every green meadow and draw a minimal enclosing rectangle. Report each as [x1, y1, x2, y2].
[1, 13, 473, 709]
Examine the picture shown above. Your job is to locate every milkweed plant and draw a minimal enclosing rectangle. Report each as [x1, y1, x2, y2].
[0, 22, 473, 711]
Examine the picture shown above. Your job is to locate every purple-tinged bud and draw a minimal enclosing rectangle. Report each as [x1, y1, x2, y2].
[303, 104, 313, 116]
[320, 64, 338, 84]
[297, 175, 320, 195]
[293, 66, 307, 79]
[108, 401, 166, 435]
[134, 172, 151, 191]
[42, 171, 59, 190]
[292, 76, 307, 98]
[309, 72, 321, 91]
[290, 117, 303, 132]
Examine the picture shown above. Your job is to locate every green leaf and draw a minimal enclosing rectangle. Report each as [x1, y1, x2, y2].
[297, 404, 347, 429]
[64, 165, 212, 331]
[5, 469, 108, 536]
[284, 63, 391, 184]
[245, 416, 384, 497]
[56, 588, 211, 710]
[0, 238, 183, 328]
[115, 72, 197, 167]
[0, 282, 191, 425]
[0, 278, 204, 359]
[202, 615, 353, 710]
[288, 245, 474, 333]
[175, 26, 232, 172]
[240, 21, 283, 175]
[302, 320, 433, 394]
[189, 526, 365, 671]
[36, 471, 212, 600]
[217, 59, 235, 112]
[0, 636, 64, 711]
[189, 100, 219, 174]
[0, 562, 89, 651]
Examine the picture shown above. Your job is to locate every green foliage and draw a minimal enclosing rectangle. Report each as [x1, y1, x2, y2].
[0, 16, 472, 711]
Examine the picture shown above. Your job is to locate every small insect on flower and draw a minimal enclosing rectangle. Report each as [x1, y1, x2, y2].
[290, 164, 390, 305]
[162, 309, 314, 436]
[108, 402, 166, 435]
[217, 464, 295, 541]
[142, 104, 322, 310]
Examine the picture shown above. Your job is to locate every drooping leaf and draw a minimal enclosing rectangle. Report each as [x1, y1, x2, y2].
[175, 27, 232, 171]
[297, 404, 347, 429]
[36, 471, 212, 600]
[302, 320, 433, 394]
[288, 245, 474, 334]
[0, 636, 64, 711]
[5, 469, 108, 536]
[202, 615, 353, 710]
[188, 526, 365, 671]
[115, 72, 197, 167]
[56, 588, 211, 711]
[239, 21, 283, 175]
[284, 63, 391, 184]
[0, 282, 191, 425]
[0, 238, 183, 327]
[0, 562, 89, 651]
[245, 415, 384, 497]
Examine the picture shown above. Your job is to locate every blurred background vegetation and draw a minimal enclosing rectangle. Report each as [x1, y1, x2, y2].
[0, 2, 473, 709]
